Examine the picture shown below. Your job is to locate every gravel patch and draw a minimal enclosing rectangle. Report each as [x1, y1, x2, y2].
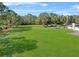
[69, 31, 79, 36]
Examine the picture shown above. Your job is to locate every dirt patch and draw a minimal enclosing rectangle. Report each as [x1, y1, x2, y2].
[1, 28, 12, 32]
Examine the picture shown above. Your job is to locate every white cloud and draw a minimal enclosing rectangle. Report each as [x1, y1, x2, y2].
[14, 9, 73, 16]
[3, 2, 38, 6]
[3, 2, 23, 6]
[54, 11, 72, 15]
[62, 13, 72, 15]
[12, 9, 52, 15]
[14, 9, 52, 13]
[72, 5, 79, 9]
[24, 2, 38, 5]
[3, 2, 48, 7]
[40, 3, 48, 7]
[12, 8, 72, 15]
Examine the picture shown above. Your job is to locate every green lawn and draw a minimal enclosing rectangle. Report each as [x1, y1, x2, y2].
[2, 25, 79, 57]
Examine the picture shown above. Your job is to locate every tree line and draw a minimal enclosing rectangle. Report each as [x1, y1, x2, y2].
[0, 2, 79, 28]
[22, 13, 79, 25]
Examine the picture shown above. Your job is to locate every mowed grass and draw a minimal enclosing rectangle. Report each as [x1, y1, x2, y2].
[3, 25, 79, 57]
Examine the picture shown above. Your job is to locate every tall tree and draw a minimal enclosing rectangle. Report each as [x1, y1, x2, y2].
[37, 12, 50, 25]
[0, 2, 19, 29]
[6, 10, 18, 27]
[23, 14, 37, 25]
[0, 2, 8, 15]
[50, 13, 58, 24]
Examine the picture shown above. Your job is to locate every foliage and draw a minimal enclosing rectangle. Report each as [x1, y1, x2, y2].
[0, 2, 19, 28]
[21, 13, 78, 26]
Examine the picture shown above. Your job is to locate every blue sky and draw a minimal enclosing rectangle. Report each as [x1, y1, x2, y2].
[3, 2, 79, 16]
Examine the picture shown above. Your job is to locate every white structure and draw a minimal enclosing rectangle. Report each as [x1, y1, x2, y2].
[67, 23, 79, 31]
[72, 23, 75, 29]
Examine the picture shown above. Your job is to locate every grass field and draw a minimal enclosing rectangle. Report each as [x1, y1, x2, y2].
[2, 25, 79, 57]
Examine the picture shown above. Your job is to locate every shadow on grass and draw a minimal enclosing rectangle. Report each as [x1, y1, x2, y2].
[0, 32, 10, 37]
[0, 26, 32, 37]
[12, 26, 32, 32]
[0, 36, 38, 57]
